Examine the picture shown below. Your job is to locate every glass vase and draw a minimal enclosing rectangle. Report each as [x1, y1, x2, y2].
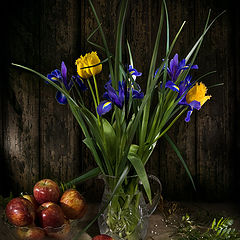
[98, 174, 162, 240]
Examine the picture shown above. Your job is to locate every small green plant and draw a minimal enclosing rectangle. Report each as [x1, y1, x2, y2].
[207, 217, 240, 239]
[177, 214, 240, 240]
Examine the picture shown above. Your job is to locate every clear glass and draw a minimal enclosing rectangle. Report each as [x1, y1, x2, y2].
[2, 214, 89, 240]
[98, 174, 162, 240]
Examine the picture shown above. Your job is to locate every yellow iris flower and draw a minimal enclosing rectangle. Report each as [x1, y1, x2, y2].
[75, 52, 102, 79]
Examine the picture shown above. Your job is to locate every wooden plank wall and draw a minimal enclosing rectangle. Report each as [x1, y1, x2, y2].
[0, 0, 239, 201]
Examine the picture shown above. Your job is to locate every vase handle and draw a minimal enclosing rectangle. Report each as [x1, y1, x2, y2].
[145, 174, 162, 217]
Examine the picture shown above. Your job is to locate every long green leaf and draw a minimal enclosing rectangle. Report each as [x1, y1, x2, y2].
[127, 40, 134, 67]
[87, 23, 105, 52]
[138, 1, 165, 155]
[79, 57, 110, 70]
[164, 134, 196, 191]
[11, 63, 79, 107]
[80, 108, 113, 175]
[152, 108, 187, 144]
[114, 0, 128, 89]
[83, 137, 106, 174]
[128, 152, 152, 204]
[139, 18, 186, 157]
[63, 167, 101, 189]
[185, 10, 226, 62]
[88, 0, 114, 80]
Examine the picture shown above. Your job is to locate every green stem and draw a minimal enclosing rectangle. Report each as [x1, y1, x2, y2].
[93, 74, 100, 105]
[87, 78, 100, 125]
[152, 107, 187, 144]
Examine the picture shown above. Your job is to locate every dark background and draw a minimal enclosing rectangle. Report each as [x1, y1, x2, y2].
[0, 0, 239, 202]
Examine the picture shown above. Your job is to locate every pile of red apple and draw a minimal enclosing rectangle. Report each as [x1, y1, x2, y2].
[5, 179, 87, 240]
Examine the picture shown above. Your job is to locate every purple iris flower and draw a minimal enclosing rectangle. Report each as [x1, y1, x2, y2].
[127, 65, 144, 99]
[97, 81, 125, 116]
[128, 65, 142, 80]
[165, 75, 201, 122]
[168, 54, 198, 82]
[97, 79, 144, 116]
[154, 54, 198, 81]
[47, 62, 87, 104]
[47, 62, 73, 104]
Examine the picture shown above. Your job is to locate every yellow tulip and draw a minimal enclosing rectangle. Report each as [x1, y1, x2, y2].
[186, 82, 211, 106]
[75, 52, 102, 79]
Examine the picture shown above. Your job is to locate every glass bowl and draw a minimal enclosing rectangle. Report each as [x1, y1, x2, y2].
[2, 212, 90, 240]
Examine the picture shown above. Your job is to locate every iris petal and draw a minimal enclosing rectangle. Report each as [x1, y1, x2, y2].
[170, 53, 179, 73]
[97, 101, 112, 116]
[61, 62, 67, 84]
[132, 89, 144, 99]
[51, 69, 62, 79]
[165, 81, 179, 92]
[56, 91, 68, 104]
[189, 100, 201, 110]
[72, 75, 87, 91]
[185, 109, 193, 122]
[47, 74, 60, 84]
[128, 65, 142, 77]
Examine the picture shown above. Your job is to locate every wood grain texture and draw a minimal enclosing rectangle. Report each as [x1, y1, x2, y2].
[1, 0, 238, 201]
[2, 0, 41, 194]
[39, 0, 81, 183]
[195, 0, 235, 200]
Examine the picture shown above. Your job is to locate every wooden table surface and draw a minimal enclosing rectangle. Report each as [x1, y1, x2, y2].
[1, 202, 239, 240]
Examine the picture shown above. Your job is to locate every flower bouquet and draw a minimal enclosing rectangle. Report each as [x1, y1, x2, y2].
[12, 0, 224, 239]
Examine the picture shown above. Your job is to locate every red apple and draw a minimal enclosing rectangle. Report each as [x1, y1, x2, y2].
[5, 197, 35, 227]
[17, 226, 45, 240]
[92, 235, 115, 240]
[60, 189, 87, 219]
[33, 179, 61, 204]
[22, 194, 39, 210]
[37, 202, 65, 228]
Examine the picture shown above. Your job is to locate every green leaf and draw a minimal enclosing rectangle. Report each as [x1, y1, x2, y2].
[87, 23, 105, 52]
[164, 134, 196, 191]
[83, 137, 106, 174]
[79, 57, 110, 70]
[127, 40, 134, 67]
[102, 118, 117, 163]
[102, 118, 116, 142]
[128, 152, 152, 204]
[129, 144, 139, 155]
[185, 10, 226, 62]
[152, 108, 187, 144]
[88, 0, 114, 80]
[11, 63, 78, 107]
[114, 0, 128, 89]
[63, 167, 101, 189]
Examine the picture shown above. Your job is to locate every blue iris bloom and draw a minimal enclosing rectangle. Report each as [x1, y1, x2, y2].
[47, 62, 73, 104]
[47, 62, 87, 104]
[97, 65, 144, 116]
[165, 75, 201, 122]
[168, 54, 198, 82]
[154, 54, 198, 82]
[128, 65, 142, 80]
[97, 79, 144, 116]
[97, 81, 125, 116]
[127, 65, 144, 99]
